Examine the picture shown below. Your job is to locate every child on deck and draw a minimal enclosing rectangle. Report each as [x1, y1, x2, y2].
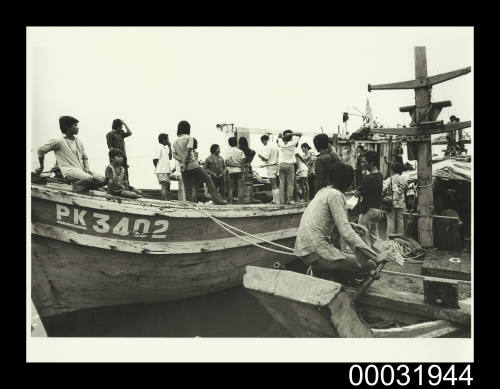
[106, 149, 143, 199]
[153, 133, 172, 200]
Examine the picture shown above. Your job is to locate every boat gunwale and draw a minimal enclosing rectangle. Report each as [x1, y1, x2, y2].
[31, 183, 307, 218]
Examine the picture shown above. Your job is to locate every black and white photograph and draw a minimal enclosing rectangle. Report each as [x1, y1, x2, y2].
[27, 26, 473, 362]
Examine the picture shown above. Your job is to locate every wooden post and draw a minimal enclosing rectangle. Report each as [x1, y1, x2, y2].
[414, 47, 434, 247]
[368, 48, 470, 248]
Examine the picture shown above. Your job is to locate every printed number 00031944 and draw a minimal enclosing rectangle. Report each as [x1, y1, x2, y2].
[55, 204, 169, 238]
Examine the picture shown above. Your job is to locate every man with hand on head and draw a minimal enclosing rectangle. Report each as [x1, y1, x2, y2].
[106, 118, 133, 178]
[277, 129, 302, 205]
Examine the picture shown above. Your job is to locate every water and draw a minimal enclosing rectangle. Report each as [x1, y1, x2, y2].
[39, 286, 292, 337]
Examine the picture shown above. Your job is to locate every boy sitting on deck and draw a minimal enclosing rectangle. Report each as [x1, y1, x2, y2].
[106, 149, 143, 199]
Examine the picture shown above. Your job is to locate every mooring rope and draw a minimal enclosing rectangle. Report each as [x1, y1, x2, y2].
[172, 200, 297, 256]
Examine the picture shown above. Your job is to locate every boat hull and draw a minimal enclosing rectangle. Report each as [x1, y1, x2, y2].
[32, 233, 297, 318]
[31, 184, 304, 318]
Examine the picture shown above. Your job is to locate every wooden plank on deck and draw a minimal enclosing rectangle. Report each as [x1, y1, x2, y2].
[421, 256, 471, 281]
[244, 266, 373, 337]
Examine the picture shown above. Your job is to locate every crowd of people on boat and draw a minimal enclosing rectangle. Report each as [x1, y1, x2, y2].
[34, 114, 465, 282]
[35, 116, 370, 207]
[34, 115, 416, 216]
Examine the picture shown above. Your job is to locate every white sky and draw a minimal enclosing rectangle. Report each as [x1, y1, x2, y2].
[27, 26, 473, 186]
[27, 27, 474, 361]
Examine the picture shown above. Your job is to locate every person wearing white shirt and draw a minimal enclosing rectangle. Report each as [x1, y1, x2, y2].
[153, 133, 172, 200]
[36, 116, 106, 192]
[296, 152, 310, 201]
[225, 136, 245, 204]
[277, 130, 302, 205]
[258, 134, 280, 204]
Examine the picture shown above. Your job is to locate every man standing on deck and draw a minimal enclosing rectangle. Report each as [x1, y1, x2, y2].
[106, 118, 133, 178]
[204, 144, 226, 200]
[258, 134, 280, 204]
[277, 130, 302, 205]
[36, 116, 106, 192]
[355, 150, 383, 245]
[172, 120, 226, 205]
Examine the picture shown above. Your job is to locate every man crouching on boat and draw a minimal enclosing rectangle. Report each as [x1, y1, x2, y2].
[36, 116, 106, 193]
[294, 162, 386, 282]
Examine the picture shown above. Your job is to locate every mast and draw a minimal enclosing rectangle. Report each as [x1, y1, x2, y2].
[368, 47, 471, 247]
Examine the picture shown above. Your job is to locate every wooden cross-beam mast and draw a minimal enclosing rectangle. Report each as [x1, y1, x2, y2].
[367, 47, 471, 247]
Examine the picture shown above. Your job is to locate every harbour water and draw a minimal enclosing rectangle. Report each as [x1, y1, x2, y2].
[36, 285, 292, 337]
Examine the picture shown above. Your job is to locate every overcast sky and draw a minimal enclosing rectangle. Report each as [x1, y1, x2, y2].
[27, 27, 473, 184]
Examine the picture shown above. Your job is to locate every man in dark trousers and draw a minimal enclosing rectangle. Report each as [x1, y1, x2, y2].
[313, 133, 341, 193]
[106, 118, 133, 178]
[355, 150, 383, 245]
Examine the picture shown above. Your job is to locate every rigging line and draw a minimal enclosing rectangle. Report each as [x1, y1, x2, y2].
[173, 200, 296, 254]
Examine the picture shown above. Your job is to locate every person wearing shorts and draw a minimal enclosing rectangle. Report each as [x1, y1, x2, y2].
[296, 152, 309, 201]
[258, 134, 280, 204]
[277, 130, 302, 205]
[153, 133, 172, 200]
[226, 136, 245, 204]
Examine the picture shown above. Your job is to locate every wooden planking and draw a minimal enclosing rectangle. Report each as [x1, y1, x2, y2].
[370, 121, 471, 136]
[32, 195, 302, 243]
[421, 256, 471, 281]
[244, 267, 469, 337]
[373, 320, 463, 338]
[346, 285, 470, 326]
[32, 222, 298, 254]
[368, 67, 470, 92]
[32, 184, 307, 219]
[248, 292, 341, 337]
[403, 213, 461, 251]
[244, 267, 373, 337]
[400, 100, 452, 113]
[32, 235, 298, 318]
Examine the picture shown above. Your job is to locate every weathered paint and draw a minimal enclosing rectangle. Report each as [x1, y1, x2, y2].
[31, 184, 304, 318]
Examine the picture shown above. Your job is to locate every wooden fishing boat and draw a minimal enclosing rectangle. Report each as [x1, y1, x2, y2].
[243, 266, 471, 338]
[31, 181, 306, 319]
